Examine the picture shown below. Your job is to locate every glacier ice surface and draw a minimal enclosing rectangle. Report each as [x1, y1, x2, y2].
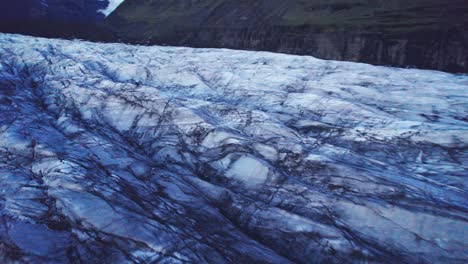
[0, 33, 467, 263]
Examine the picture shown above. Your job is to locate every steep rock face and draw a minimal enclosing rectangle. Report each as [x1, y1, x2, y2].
[178, 27, 468, 73]
[106, 0, 468, 73]
[0, 34, 467, 263]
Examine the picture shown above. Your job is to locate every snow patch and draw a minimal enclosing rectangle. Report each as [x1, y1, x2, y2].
[99, 0, 125, 17]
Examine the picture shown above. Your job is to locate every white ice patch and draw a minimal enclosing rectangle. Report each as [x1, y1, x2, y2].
[99, 0, 125, 17]
[226, 156, 270, 187]
[202, 130, 241, 148]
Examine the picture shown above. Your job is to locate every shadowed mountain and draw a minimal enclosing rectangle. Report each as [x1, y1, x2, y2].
[105, 0, 468, 73]
[0, 0, 114, 40]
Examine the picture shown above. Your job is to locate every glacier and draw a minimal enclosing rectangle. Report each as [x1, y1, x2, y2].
[0, 33, 467, 263]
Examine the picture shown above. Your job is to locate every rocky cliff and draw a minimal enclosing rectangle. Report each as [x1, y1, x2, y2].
[106, 0, 468, 73]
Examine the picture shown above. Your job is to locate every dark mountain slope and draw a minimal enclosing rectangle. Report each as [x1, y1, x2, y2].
[105, 0, 468, 73]
[0, 0, 113, 40]
[0, 0, 108, 21]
